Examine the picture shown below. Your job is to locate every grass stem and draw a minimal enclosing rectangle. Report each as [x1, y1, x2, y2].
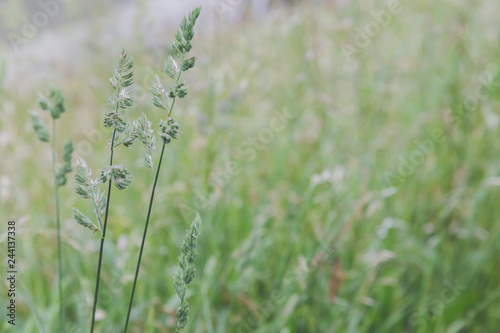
[90, 127, 117, 333]
[51, 118, 64, 332]
[124, 51, 185, 331]
[123, 142, 166, 332]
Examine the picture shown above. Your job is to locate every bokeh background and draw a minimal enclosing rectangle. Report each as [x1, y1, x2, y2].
[1, 0, 500, 332]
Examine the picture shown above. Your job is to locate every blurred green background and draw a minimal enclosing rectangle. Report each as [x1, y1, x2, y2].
[1, 0, 500, 332]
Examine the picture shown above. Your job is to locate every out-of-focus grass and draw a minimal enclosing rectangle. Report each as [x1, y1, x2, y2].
[1, 1, 500, 332]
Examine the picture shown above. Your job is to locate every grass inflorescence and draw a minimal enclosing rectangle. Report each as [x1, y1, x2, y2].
[174, 214, 201, 332]
[123, 7, 202, 332]
[70, 7, 203, 332]
[72, 49, 137, 333]
[10, 2, 500, 332]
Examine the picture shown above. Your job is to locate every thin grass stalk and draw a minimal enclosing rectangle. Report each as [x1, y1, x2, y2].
[124, 51, 186, 330]
[30, 87, 72, 331]
[72, 50, 135, 332]
[123, 142, 166, 332]
[51, 118, 64, 332]
[124, 7, 201, 330]
[90, 127, 117, 333]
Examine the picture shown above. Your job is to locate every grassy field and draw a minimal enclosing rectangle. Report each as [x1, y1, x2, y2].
[2, 1, 500, 332]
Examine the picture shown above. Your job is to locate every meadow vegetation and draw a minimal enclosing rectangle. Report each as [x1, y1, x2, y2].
[1, 1, 500, 332]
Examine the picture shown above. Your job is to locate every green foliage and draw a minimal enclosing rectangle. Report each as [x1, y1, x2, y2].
[14, 2, 500, 333]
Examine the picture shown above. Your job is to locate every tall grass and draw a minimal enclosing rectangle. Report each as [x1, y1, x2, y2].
[123, 7, 202, 332]
[29, 88, 73, 332]
[4, 1, 500, 332]
[72, 50, 137, 332]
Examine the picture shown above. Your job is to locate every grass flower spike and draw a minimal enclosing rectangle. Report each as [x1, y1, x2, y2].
[174, 214, 202, 332]
[72, 49, 137, 333]
[73, 159, 105, 233]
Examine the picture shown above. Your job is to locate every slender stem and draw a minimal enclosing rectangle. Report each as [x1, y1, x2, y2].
[90, 127, 117, 333]
[124, 54, 185, 332]
[168, 97, 177, 118]
[52, 119, 64, 332]
[124, 142, 166, 332]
